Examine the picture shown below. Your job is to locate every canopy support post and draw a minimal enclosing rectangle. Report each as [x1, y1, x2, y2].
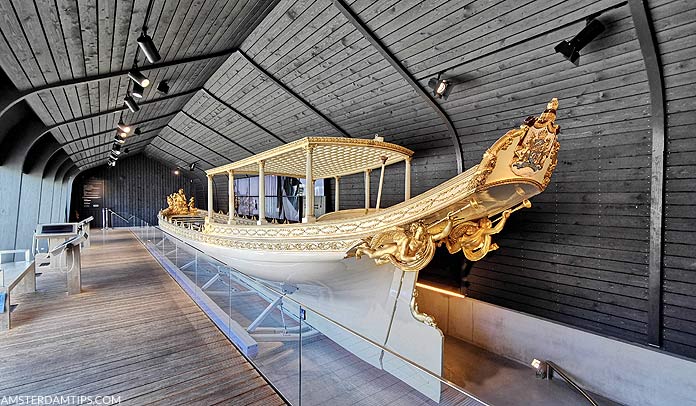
[228, 170, 235, 224]
[258, 161, 267, 225]
[364, 169, 371, 210]
[207, 174, 214, 224]
[334, 176, 340, 211]
[405, 157, 411, 201]
[303, 146, 315, 223]
[376, 156, 387, 211]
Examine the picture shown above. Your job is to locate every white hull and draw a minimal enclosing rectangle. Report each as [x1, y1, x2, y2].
[169, 232, 444, 401]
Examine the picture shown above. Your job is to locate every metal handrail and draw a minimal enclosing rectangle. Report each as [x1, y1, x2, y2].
[143, 224, 492, 406]
[104, 209, 135, 228]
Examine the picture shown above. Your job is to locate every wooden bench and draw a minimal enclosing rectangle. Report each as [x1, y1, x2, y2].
[1, 250, 36, 331]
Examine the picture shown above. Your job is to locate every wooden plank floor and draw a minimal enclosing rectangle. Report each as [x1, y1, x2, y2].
[0, 229, 286, 406]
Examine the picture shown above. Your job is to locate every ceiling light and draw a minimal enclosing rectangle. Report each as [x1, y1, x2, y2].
[157, 81, 170, 94]
[555, 18, 605, 65]
[174, 168, 181, 175]
[114, 134, 126, 144]
[112, 143, 122, 152]
[108, 160, 116, 167]
[124, 95, 140, 112]
[137, 32, 161, 63]
[428, 77, 453, 100]
[117, 120, 131, 133]
[132, 83, 145, 98]
[112, 149, 122, 156]
[128, 69, 150, 87]
[189, 162, 196, 171]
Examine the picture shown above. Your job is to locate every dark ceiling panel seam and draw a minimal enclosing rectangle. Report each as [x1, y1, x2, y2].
[156, 132, 216, 167]
[237, 49, 352, 138]
[0, 48, 236, 121]
[331, 0, 463, 173]
[164, 124, 229, 162]
[75, 137, 154, 166]
[61, 113, 176, 147]
[179, 110, 255, 155]
[8, 88, 201, 168]
[70, 126, 164, 157]
[200, 88, 286, 144]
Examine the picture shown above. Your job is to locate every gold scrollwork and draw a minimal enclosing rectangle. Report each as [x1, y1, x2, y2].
[410, 288, 437, 327]
[355, 213, 454, 272]
[442, 200, 531, 261]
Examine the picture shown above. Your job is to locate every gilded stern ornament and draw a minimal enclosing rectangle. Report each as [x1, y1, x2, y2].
[162, 189, 198, 218]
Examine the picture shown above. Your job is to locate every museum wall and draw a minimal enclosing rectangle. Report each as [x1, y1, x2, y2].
[70, 154, 200, 226]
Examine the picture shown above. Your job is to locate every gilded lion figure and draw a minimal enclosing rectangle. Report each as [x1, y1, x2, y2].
[162, 189, 197, 218]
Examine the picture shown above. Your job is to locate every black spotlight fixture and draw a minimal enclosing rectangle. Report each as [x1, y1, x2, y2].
[128, 68, 150, 88]
[137, 31, 161, 63]
[117, 120, 131, 134]
[133, 128, 142, 136]
[112, 143, 122, 153]
[427, 74, 454, 100]
[132, 83, 145, 98]
[555, 18, 605, 65]
[124, 148, 130, 154]
[157, 80, 170, 94]
[189, 162, 196, 172]
[124, 95, 140, 112]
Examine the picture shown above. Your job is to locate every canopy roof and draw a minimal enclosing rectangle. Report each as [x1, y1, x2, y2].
[206, 137, 414, 179]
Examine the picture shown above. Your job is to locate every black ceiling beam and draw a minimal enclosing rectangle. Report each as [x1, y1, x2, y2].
[0, 48, 236, 121]
[237, 50, 352, 139]
[200, 88, 285, 146]
[164, 125, 229, 162]
[77, 145, 145, 167]
[331, 0, 463, 173]
[180, 110, 255, 155]
[628, 0, 666, 348]
[22, 117, 173, 173]
[70, 128, 162, 159]
[77, 138, 152, 167]
[60, 112, 177, 147]
[14, 88, 201, 169]
[146, 144, 208, 180]
[157, 136, 216, 168]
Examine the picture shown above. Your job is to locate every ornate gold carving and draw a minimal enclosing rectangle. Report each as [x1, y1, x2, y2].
[355, 213, 454, 272]
[469, 127, 524, 190]
[161, 189, 197, 218]
[410, 288, 437, 327]
[442, 200, 531, 261]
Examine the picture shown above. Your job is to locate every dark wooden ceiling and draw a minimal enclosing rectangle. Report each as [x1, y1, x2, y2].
[0, 0, 280, 168]
[1, 0, 629, 171]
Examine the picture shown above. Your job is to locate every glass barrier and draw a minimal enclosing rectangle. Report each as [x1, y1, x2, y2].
[129, 224, 490, 406]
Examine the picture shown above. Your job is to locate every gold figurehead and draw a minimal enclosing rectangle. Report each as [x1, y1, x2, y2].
[162, 189, 197, 218]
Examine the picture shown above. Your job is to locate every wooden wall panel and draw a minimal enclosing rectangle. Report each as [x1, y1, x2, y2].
[70, 154, 199, 225]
